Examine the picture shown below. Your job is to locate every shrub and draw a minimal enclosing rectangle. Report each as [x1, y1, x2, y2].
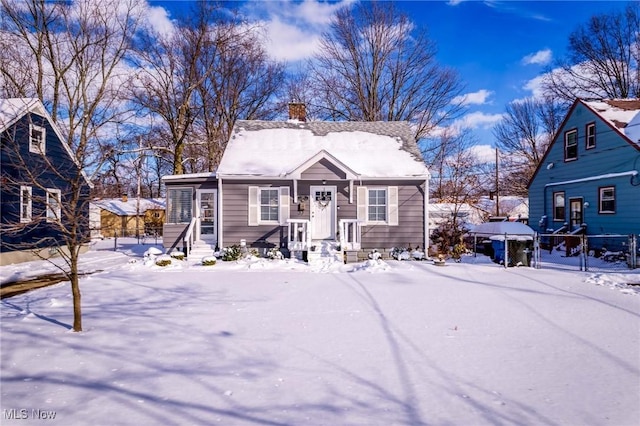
[155, 256, 172, 267]
[221, 245, 242, 261]
[267, 247, 284, 260]
[202, 256, 217, 266]
[170, 251, 185, 260]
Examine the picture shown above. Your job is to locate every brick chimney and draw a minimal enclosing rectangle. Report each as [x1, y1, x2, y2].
[122, 194, 128, 203]
[288, 102, 306, 122]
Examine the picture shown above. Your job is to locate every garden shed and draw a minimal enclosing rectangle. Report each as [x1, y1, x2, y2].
[470, 222, 535, 266]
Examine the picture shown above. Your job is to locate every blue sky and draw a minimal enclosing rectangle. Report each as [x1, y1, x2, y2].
[152, 0, 635, 153]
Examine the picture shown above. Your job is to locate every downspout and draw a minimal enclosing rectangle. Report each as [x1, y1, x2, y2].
[218, 176, 223, 249]
[424, 178, 429, 255]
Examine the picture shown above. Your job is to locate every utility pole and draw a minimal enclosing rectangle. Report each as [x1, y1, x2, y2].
[495, 148, 500, 217]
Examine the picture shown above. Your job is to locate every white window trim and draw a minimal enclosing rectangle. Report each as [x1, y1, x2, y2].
[29, 123, 46, 154]
[564, 129, 578, 161]
[586, 123, 596, 149]
[367, 188, 388, 224]
[167, 187, 193, 224]
[20, 185, 32, 223]
[248, 186, 290, 226]
[357, 186, 398, 226]
[46, 188, 61, 222]
[599, 186, 615, 214]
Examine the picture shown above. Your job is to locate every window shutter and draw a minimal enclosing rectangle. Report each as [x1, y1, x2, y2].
[279, 186, 290, 225]
[248, 186, 258, 226]
[357, 186, 367, 223]
[388, 186, 399, 226]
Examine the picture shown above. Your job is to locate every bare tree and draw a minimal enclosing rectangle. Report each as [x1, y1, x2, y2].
[542, 3, 639, 103]
[0, 0, 143, 331]
[308, 1, 464, 139]
[492, 97, 562, 196]
[130, 3, 285, 174]
[428, 128, 489, 254]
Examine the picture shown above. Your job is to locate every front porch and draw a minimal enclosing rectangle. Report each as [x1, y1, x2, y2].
[286, 218, 363, 263]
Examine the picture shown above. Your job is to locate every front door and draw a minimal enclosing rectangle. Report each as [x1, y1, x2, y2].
[569, 198, 583, 230]
[196, 189, 217, 244]
[310, 185, 336, 240]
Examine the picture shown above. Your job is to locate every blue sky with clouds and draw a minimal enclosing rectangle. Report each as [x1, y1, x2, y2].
[152, 0, 634, 153]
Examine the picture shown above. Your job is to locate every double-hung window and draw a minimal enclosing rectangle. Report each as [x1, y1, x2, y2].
[46, 188, 61, 222]
[247, 186, 290, 226]
[167, 188, 193, 223]
[564, 129, 577, 161]
[368, 189, 387, 222]
[599, 186, 615, 214]
[29, 123, 46, 153]
[20, 186, 32, 223]
[553, 191, 565, 221]
[585, 123, 596, 149]
[357, 186, 398, 226]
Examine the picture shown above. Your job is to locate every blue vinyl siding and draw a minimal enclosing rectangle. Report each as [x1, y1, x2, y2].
[1, 112, 90, 252]
[529, 101, 640, 240]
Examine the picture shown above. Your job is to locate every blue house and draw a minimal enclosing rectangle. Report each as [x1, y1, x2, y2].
[528, 99, 640, 250]
[0, 98, 91, 265]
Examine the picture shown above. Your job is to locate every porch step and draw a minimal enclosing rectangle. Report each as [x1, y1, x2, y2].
[187, 242, 216, 263]
[307, 240, 343, 266]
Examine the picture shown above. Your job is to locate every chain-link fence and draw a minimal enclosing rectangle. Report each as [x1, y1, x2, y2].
[535, 233, 637, 272]
[91, 226, 163, 251]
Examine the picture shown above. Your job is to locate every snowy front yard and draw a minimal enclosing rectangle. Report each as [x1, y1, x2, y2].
[1, 242, 639, 425]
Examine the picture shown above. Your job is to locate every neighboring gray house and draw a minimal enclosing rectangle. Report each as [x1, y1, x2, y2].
[162, 104, 431, 261]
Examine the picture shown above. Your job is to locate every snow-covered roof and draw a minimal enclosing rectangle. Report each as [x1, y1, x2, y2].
[162, 172, 216, 182]
[584, 99, 640, 146]
[469, 221, 534, 239]
[92, 198, 165, 216]
[217, 120, 429, 179]
[0, 98, 43, 133]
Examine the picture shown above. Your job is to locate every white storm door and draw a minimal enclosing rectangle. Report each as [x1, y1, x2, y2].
[310, 185, 336, 240]
[196, 189, 217, 244]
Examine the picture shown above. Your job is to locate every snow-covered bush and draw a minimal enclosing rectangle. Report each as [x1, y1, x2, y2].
[155, 255, 172, 267]
[221, 245, 242, 261]
[368, 249, 382, 260]
[170, 251, 185, 261]
[390, 247, 411, 261]
[202, 256, 216, 266]
[267, 247, 284, 260]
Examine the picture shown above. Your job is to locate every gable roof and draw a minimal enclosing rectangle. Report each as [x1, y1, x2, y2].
[583, 99, 640, 147]
[92, 198, 165, 216]
[527, 98, 640, 189]
[0, 97, 93, 187]
[217, 120, 430, 179]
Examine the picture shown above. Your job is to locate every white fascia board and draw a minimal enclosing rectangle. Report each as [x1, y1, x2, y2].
[544, 171, 638, 187]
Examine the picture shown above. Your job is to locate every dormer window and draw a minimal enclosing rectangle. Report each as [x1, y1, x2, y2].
[29, 123, 46, 153]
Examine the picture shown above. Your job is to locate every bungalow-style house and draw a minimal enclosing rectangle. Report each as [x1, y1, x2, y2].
[528, 99, 640, 249]
[162, 104, 430, 262]
[0, 98, 91, 265]
[91, 196, 165, 238]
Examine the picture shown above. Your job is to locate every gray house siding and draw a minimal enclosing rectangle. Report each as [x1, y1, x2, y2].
[300, 159, 347, 180]
[358, 181, 425, 250]
[220, 178, 426, 251]
[222, 180, 293, 249]
[529, 101, 640, 243]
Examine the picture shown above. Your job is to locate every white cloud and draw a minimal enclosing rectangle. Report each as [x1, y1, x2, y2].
[246, 0, 352, 62]
[455, 111, 504, 130]
[469, 144, 496, 163]
[452, 89, 493, 106]
[522, 49, 552, 66]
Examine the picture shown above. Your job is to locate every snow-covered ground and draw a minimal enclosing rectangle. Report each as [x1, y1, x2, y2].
[1, 238, 639, 425]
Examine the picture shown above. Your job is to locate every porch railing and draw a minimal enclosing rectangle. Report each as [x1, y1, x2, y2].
[339, 219, 362, 250]
[287, 219, 311, 252]
[183, 217, 198, 256]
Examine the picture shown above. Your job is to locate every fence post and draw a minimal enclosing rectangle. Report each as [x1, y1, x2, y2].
[630, 234, 637, 269]
[581, 234, 588, 272]
[534, 232, 540, 269]
[504, 233, 508, 268]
